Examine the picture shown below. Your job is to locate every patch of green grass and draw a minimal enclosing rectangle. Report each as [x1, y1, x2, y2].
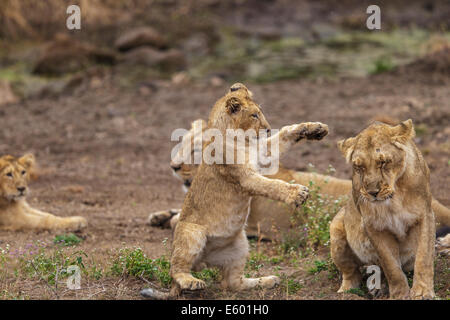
[53, 233, 82, 247]
[110, 247, 171, 287]
[308, 259, 329, 274]
[192, 268, 220, 286]
[370, 56, 394, 74]
[345, 287, 366, 297]
[284, 278, 304, 294]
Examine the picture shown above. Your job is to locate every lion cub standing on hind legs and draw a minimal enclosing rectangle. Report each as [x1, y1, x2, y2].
[143, 83, 329, 299]
[0, 154, 87, 231]
[330, 120, 437, 299]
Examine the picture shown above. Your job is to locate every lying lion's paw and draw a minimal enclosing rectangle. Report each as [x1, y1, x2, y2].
[287, 184, 309, 207]
[260, 275, 280, 289]
[70, 216, 87, 231]
[410, 284, 435, 300]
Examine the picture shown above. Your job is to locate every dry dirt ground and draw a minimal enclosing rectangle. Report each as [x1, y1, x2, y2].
[0, 55, 448, 299]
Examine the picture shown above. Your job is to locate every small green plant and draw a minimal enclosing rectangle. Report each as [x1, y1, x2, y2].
[192, 268, 220, 286]
[308, 259, 328, 274]
[110, 247, 171, 287]
[370, 56, 394, 74]
[345, 287, 366, 297]
[53, 233, 82, 247]
[285, 278, 303, 294]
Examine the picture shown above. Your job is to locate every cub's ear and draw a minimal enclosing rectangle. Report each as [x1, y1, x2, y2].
[337, 137, 356, 163]
[18, 153, 35, 169]
[229, 83, 253, 97]
[225, 97, 241, 115]
[391, 119, 415, 144]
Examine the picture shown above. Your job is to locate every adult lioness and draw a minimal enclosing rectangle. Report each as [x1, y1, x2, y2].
[149, 120, 450, 239]
[167, 83, 329, 297]
[0, 154, 87, 231]
[330, 120, 436, 299]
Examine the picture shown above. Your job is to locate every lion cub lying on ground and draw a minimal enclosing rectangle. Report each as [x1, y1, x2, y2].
[160, 83, 328, 298]
[0, 154, 87, 231]
[330, 120, 436, 299]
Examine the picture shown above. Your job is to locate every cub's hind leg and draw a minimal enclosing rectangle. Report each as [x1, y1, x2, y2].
[330, 208, 362, 293]
[205, 230, 279, 290]
[170, 221, 207, 295]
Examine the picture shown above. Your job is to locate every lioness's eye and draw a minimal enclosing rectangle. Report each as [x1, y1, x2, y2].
[251, 114, 259, 119]
[6, 172, 12, 177]
[21, 170, 26, 175]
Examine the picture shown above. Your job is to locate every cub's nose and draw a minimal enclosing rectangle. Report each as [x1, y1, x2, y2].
[368, 190, 379, 197]
[266, 128, 271, 137]
[17, 187, 26, 193]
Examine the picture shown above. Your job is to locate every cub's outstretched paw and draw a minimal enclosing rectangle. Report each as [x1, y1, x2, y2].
[286, 184, 309, 207]
[298, 122, 329, 141]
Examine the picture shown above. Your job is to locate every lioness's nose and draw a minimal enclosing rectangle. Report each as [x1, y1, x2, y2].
[368, 190, 379, 197]
[17, 187, 26, 192]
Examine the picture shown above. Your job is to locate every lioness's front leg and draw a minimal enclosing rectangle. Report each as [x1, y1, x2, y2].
[170, 221, 207, 295]
[365, 227, 410, 299]
[410, 208, 435, 300]
[330, 208, 362, 292]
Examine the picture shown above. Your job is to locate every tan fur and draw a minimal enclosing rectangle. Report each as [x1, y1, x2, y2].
[0, 154, 87, 231]
[330, 120, 436, 299]
[150, 120, 449, 240]
[168, 83, 329, 297]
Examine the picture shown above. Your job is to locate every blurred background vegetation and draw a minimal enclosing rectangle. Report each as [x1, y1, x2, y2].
[0, 0, 449, 102]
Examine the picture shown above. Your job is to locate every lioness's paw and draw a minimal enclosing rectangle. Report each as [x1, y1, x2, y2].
[410, 284, 435, 300]
[287, 184, 309, 207]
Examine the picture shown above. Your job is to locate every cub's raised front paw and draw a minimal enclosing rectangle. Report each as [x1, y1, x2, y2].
[286, 184, 309, 207]
[300, 122, 329, 141]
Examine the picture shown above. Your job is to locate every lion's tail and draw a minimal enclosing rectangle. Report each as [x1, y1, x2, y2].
[432, 198, 450, 227]
[140, 288, 170, 300]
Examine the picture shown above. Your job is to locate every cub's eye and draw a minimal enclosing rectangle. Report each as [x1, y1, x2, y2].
[6, 172, 12, 178]
[251, 114, 259, 119]
[21, 170, 26, 175]
[353, 165, 363, 173]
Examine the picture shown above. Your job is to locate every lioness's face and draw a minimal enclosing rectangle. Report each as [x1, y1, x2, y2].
[0, 154, 34, 201]
[338, 120, 414, 203]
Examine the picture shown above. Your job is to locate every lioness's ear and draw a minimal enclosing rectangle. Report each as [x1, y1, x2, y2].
[391, 119, 415, 143]
[18, 153, 35, 169]
[225, 97, 241, 114]
[337, 137, 356, 163]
